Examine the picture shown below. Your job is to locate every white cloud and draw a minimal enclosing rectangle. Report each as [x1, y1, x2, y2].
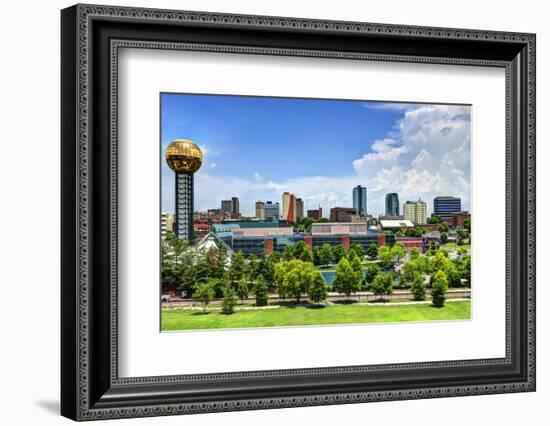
[168, 104, 471, 217]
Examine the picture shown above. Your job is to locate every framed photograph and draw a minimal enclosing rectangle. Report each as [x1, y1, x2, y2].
[61, 4, 536, 421]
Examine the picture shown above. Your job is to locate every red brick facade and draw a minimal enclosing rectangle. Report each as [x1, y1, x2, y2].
[396, 237, 423, 250]
[264, 238, 274, 255]
[342, 235, 350, 250]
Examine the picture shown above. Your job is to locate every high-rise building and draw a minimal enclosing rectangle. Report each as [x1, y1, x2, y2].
[307, 206, 323, 220]
[353, 185, 367, 216]
[255, 201, 265, 220]
[329, 207, 357, 223]
[221, 198, 240, 216]
[282, 192, 297, 222]
[221, 199, 232, 214]
[296, 198, 304, 220]
[385, 193, 400, 216]
[434, 196, 461, 216]
[231, 197, 240, 215]
[165, 139, 203, 243]
[403, 199, 427, 225]
[264, 201, 280, 221]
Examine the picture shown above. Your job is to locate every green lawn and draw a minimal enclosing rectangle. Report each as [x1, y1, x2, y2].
[444, 243, 471, 250]
[161, 301, 471, 331]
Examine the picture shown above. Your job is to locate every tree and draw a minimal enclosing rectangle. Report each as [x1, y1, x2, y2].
[461, 255, 471, 288]
[308, 272, 328, 304]
[350, 254, 364, 284]
[293, 241, 313, 263]
[431, 270, 448, 307]
[428, 216, 442, 224]
[254, 276, 269, 307]
[236, 278, 249, 304]
[366, 243, 378, 259]
[313, 246, 322, 266]
[438, 222, 450, 233]
[300, 217, 314, 233]
[409, 247, 420, 260]
[284, 260, 315, 303]
[245, 254, 259, 283]
[431, 250, 453, 275]
[440, 233, 448, 244]
[274, 262, 289, 300]
[209, 277, 227, 298]
[411, 274, 426, 301]
[193, 282, 215, 311]
[222, 284, 237, 314]
[161, 233, 189, 290]
[370, 273, 393, 301]
[333, 257, 361, 299]
[401, 260, 419, 282]
[391, 243, 406, 263]
[320, 243, 333, 265]
[332, 244, 347, 263]
[229, 251, 246, 285]
[411, 255, 432, 275]
[463, 217, 471, 231]
[283, 244, 295, 261]
[378, 245, 393, 268]
[364, 263, 380, 285]
[447, 265, 463, 288]
[349, 243, 364, 259]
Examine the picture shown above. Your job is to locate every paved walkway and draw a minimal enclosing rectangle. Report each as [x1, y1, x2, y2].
[165, 298, 470, 312]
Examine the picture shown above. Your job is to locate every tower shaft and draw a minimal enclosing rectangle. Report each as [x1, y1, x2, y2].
[175, 172, 194, 243]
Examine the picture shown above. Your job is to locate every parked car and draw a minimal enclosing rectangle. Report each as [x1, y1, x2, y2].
[161, 294, 171, 302]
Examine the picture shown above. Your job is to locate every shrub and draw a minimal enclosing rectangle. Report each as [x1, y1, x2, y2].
[431, 270, 449, 307]
[222, 285, 237, 314]
[308, 272, 328, 304]
[193, 282, 215, 311]
[411, 274, 426, 301]
[371, 273, 393, 301]
[254, 277, 269, 307]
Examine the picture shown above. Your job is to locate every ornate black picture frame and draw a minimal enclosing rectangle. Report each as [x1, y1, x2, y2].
[61, 4, 536, 421]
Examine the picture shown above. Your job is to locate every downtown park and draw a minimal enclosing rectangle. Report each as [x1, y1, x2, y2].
[161, 232, 472, 331]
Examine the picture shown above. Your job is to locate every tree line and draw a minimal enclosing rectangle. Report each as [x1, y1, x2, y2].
[162, 233, 470, 311]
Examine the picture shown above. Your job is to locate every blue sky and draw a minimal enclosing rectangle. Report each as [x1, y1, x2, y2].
[161, 93, 471, 217]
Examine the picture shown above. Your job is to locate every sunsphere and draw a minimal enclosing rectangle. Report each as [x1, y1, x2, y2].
[165, 139, 203, 174]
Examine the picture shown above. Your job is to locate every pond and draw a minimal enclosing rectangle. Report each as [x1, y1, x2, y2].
[321, 270, 336, 285]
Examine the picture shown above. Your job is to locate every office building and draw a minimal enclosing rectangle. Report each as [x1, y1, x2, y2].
[353, 185, 367, 216]
[221, 199, 232, 214]
[282, 192, 297, 222]
[161, 213, 175, 239]
[307, 206, 323, 220]
[434, 196, 461, 216]
[255, 201, 265, 220]
[403, 199, 427, 225]
[385, 193, 400, 216]
[211, 221, 395, 257]
[329, 207, 357, 223]
[296, 198, 304, 220]
[264, 201, 280, 221]
[231, 197, 240, 215]
[221, 197, 240, 216]
[165, 139, 203, 243]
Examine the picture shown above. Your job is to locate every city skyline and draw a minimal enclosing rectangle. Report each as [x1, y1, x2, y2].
[161, 94, 471, 217]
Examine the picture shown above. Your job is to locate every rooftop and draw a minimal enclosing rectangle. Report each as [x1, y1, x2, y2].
[379, 219, 415, 228]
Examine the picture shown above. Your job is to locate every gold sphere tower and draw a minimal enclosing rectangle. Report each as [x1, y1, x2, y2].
[165, 139, 203, 243]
